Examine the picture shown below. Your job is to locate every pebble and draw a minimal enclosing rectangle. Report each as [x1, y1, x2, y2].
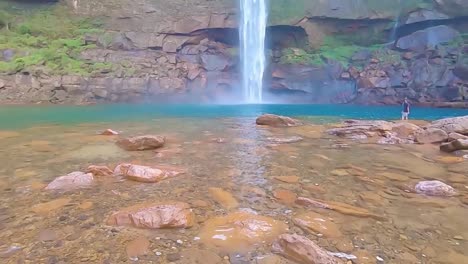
[376, 256, 384, 262]
[454, 236, 464, 240]
[193, 237, 200, 241]
[155, 251, 162, 256]
[176, 239, 183, 244]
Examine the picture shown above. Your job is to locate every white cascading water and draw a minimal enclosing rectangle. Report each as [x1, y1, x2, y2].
[240, 0, 267, 103]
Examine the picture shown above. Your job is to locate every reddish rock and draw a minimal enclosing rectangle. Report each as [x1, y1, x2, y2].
[256, 114, 302, 127]
[100, 129, 119, 135]
[415, 180, 457, 197]
[114, 163, 184, 183]
[86, 165, 113, 176]
[116, 135, 165, 151]
[273, 189, 297, 204]
[107, 201, 194, 229]
[45, 171, 94, 191]
[272, 234, 344, 264]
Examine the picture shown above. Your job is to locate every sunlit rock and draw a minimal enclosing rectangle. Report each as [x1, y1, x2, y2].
[45, 171, 94, 191]
[199, 211, 287, 253]
[429, 115, 468, 135]
[256, 114, 302, 127]
[32, 198, 71, 215]
[272, 234, 344, 264]
[293, 212, 342, 238]
[448, 132, 468, 141]
[415, 128, 448, 143]
[100, 129, 119, 135]
[391, 122, 422, 138]
[116, 135, 165, 151]
[209, 187, 239, 209]
[327, 120, 393, 139]
[296, 197, 383, 220]
[114, 163, 184, 183]
[86, 165, 113, 176]
[107, 201, 194, 229]
[415, 180, 457, 197]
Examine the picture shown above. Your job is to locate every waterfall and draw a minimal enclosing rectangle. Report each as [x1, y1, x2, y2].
[240, 0, 267, 104]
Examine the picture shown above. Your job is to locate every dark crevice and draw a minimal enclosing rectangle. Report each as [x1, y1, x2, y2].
[394, 16, 468, 39]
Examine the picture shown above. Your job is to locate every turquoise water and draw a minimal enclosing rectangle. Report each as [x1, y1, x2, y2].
[1, 104, 468, 129]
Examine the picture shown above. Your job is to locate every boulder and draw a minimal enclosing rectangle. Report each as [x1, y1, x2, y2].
[405, 9, 449, 24]
[415, 128, 448, 143]
[327, 120, 394, 139]
[440, 139, 468, 152]
[199, 211, 287, 252]
[391, 122, 422, 138]
[100, 129, 119, 135]
[256, 114, 302, 127]
[396, 25, 460, 51]
[45, 171, 94, 191]
[429, 116, 468, 135]
[272, 234, 344, 264]
[86, 165, 113, 176]
[107, 201, 194, 229]
[116, 135, 165, 151]
[415, 180, 457, 197]
[448, 132, 468, 141]
[114, 163, 184, 183]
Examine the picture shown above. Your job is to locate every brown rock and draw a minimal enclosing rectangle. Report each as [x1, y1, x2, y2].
[272, 234, 344, 264]
[86, 165, 113, 176]
[440, 139, 468, 152]
[293, 212, 342, 237]
[208, 187, 239, 209]
[273, 189, 297, 204]
[435, 156, 464, 164]
[199, 211, 287, 252]
[107, 201, 194, 229]
[114, 163, 184, 183]
[116, 135, 165, 151]
[274, 176, 300, 183]
[448, 132, 468, 141]
[429, 116, 468, 135]
[100, 129, 119, 135]
[45, 171, 94, 191]
[391, 122, 421, 138]
[256, 114, 302, 127]
[126, 236, 150, 258]
[296, 197, 383, 220]
[415, 128, 448, 143]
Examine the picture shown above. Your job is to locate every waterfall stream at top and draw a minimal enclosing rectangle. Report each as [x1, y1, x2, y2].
[239, 0, 267, 104]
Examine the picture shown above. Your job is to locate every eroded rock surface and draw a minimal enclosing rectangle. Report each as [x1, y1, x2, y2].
[107, 201, 194, 229]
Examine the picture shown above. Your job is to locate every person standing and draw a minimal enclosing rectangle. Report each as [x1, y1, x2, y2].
[401, 98, 410, 120]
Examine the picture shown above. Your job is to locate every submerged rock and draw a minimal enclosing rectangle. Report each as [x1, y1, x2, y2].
[114, 163, 184, 183]
[440, 139, 468, 152]
[86, 165, 113, 176]
[415, 128, 448, 143]
[126, 236, 150, 258]
[208, 187, 239, 209]
[415, 180, 457, 197]
[100, 129, 119, 135]
[107, 201, 194, 229]
[116, 135, 165, 151]
[267, 136, 304, 144]
[32, 198, 71, 215]
[293, 212, 342, 238]
[256, 114, 302, 127]
[45, 171, 94, 191]
[272, 234, 344, 264]
[296, 197, 383, 220]
[199, 211, 287, 252]
[274, 176, 300, 183]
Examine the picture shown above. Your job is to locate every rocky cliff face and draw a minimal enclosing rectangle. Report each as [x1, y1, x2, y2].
[0, 0, 467, 106]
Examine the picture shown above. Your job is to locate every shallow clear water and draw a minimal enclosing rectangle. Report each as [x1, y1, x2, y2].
[0, 105, 467, 263]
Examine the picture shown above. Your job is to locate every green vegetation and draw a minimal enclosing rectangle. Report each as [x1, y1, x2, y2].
[279, 36, 383, 67]
[0, 5, 105, 75]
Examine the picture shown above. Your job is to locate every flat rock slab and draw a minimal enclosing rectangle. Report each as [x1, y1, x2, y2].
[256, 114, 302, 127]
[116, 135, 165, 151]
[114, 163, 185, 183]
[296, 197, 383, 220]
[45, 171, 94, 191]
[272, 234, 344, 264]
[107, 201, 194, 229]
